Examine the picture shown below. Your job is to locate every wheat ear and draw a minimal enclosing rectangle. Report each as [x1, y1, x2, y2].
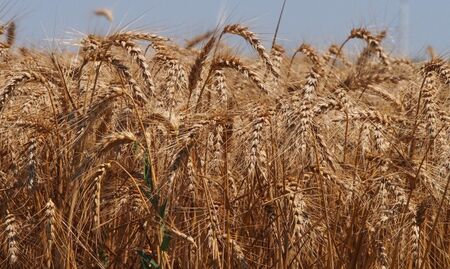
[212, 56, 268, 93]
[5, 211, 18, 265]
[222, 24, 278, 77]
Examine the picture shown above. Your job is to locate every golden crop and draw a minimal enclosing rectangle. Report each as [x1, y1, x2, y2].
[0, 21, 449, 268]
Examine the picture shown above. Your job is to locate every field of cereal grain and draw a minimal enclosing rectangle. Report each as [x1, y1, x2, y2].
[0, 12, 449, 268]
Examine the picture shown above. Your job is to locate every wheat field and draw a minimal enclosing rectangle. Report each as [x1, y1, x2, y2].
[0, 19, 449, 268]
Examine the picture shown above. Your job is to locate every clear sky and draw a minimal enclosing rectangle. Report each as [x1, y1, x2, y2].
[5, 0, 450, 57]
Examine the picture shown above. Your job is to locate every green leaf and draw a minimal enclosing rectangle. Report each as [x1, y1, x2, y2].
[150, 194, 159, 209]
[143, 153, 153, 191]
[160, 229, 172, 252]
[138, 250, 160, 269]
[98, 246, 109, 266]
[143, 153, 159, 209]
[133, 141, 139, 152]
[158, 199, 167, 219]
[149, 259, 160, 269]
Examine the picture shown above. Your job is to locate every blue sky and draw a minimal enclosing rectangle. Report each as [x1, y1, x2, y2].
[5, 0, 450, 57]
